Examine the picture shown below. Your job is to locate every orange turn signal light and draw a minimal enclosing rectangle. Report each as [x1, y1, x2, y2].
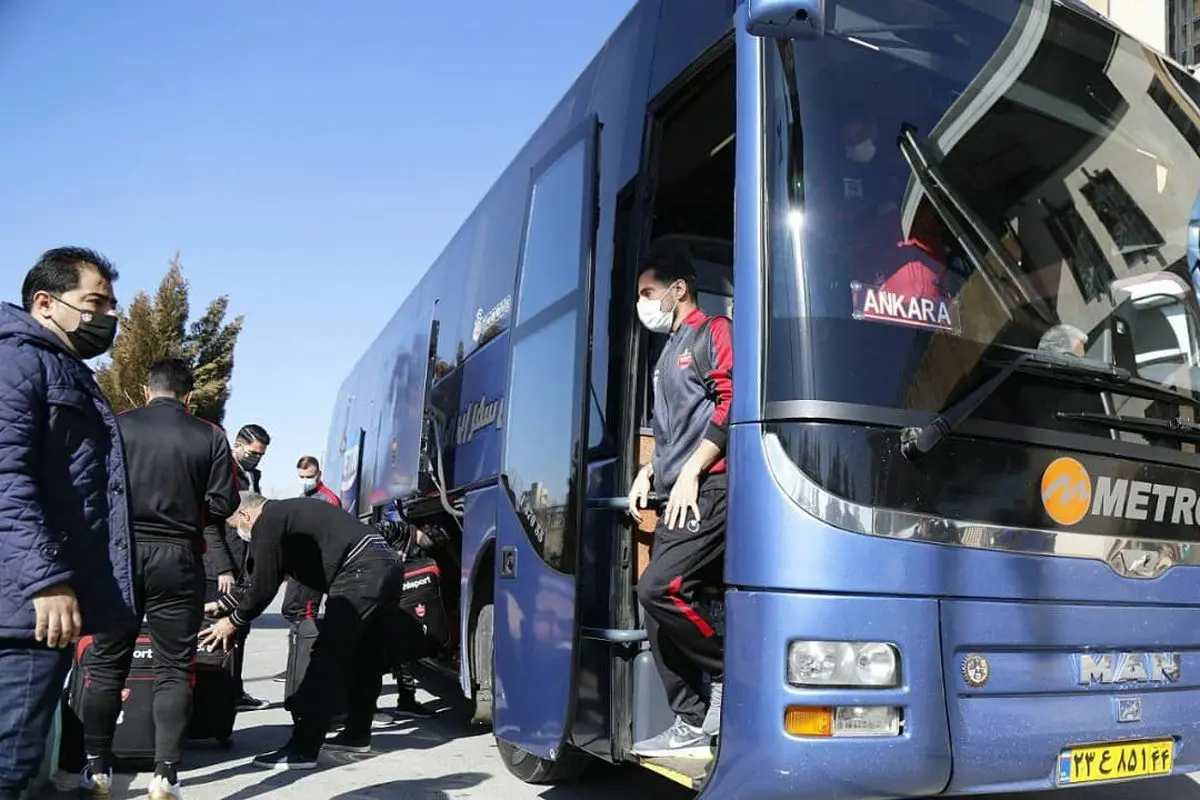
[784, 705, 833, 737]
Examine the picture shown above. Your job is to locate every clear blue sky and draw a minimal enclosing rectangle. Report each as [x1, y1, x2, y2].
[0, 0, 636, 496]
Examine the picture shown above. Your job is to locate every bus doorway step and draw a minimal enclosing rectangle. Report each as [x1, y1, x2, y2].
[638, 754, 710, 790]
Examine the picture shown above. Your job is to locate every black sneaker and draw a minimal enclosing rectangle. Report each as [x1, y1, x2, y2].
[323, 731, 371, 754]
[392, 695, 436, 720]
[237, 692, 268, 711]
[252, 747, 318, 770]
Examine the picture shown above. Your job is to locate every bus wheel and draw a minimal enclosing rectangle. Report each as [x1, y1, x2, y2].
[475, 600, 590, 783]
[496, 738, 590, 785]
[470, 603, 494, 725]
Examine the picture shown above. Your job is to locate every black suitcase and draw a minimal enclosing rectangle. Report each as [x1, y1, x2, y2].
[65, 626, 157, 768]
[187, 617, 239, 747]
[284, 618, 319, 705]
[284, 618, 347, 725]
[400, 556, 450, 658]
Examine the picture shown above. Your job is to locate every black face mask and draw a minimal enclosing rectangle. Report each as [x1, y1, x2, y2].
[239, 452, 262, 471]
[53, 297, 118, 360]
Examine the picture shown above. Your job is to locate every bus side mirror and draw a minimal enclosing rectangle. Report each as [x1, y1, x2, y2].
[745, 0, 826, 39]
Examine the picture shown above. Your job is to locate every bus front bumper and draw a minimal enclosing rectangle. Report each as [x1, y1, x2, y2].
[702, 590, 1200, 799]
[703, 590, 950, 800]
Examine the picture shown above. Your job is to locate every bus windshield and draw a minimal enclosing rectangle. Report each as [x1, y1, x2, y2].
[763, 0, 1200, 453]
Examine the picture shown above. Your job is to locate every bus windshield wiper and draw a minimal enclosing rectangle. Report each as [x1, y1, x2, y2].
[897, 125, 1056, 326]
[901, 349, 1200, 460]
[1056, 411, 1200, 446]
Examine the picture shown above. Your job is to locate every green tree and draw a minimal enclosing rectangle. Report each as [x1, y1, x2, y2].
[95, 253, 244, 425]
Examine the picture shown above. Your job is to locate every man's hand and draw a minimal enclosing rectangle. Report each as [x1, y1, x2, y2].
[203, 601, 222, 617]
[664, 469, 701, 531]
[217, 572, 235, 593]
[198, 617, 236, 652]
[414, 528, 434, 551]
[32, 584, 81, 648]
[626, 465, 653, 522]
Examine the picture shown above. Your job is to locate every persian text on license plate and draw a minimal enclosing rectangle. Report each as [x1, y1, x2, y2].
[1057, 738, 1174, 785]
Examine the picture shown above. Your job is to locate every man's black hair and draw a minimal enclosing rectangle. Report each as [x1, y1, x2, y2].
[146, 357, 194, 398]
[638, 245, 697, 299]
[236, 424, 271, 446]
[21, 247, 119, 312]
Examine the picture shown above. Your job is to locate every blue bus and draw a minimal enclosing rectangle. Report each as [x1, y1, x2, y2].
[325, 0, 1200, 796]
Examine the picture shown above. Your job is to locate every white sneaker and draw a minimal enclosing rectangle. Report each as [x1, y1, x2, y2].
[78, 764, 114, 797]
[147, 773, 184, 800]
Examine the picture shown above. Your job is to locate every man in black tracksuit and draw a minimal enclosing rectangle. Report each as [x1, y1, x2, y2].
[628, 247, 733, 759]
[79, 358, 238, 799]
[199, 493, 407, 770]
[202, 423, 271, 711]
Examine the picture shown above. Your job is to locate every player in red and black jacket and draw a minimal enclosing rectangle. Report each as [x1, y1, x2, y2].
[626, 246, 733, 759]
[279, 456, 342, 628]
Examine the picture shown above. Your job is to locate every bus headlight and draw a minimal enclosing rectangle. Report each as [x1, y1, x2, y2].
[787, 641, 900, 687]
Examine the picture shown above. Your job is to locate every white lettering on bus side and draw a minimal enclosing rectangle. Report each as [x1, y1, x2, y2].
[444, 395, 505, 448]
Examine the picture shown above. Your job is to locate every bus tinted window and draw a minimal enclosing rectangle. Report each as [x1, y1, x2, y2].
[764, 0, 1200, 451]
[515, 144, 589, 325]
[505, 137, 590, 571]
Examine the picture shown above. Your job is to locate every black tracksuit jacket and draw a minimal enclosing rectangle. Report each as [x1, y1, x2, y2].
[117, 397, 239, 552]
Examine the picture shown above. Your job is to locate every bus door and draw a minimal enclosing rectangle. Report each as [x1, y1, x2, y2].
[494, 115, 601, 759]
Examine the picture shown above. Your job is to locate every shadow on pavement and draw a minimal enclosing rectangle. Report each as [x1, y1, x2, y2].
[969, 775, 1200, 800]
[327, 772, 489, 799]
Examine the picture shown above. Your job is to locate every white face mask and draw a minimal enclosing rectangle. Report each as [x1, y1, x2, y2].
[636, 285, 679, 334]
[846, 139, 877, 163]
[300, 477, 317, 493]
[236, 526, 252, 543]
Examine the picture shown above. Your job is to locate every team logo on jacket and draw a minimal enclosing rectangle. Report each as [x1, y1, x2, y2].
[677, 350, 693, 369]
[415, 604, 427, 618]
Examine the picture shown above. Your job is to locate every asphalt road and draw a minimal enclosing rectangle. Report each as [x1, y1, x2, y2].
[43, 605, 1200, 800]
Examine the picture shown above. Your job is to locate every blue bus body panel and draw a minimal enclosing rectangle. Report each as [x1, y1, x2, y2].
[940, 599, 1200, 794]
[573, 457, 623, 756]
[647, 0, 737, 97]
[458, 486, 497, 698]
[703, 590, 951, 800]
[493, 490, 578, 758]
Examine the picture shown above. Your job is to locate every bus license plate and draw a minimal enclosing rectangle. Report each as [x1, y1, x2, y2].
[1057, 738, 1174, 785]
